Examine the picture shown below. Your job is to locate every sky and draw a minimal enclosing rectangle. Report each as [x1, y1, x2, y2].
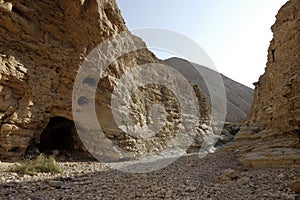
[115, 0, 288, 88]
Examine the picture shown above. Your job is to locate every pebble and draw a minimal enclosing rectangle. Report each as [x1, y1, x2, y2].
[44, 180, 63, 188]
[219, 168, 239, 181]
[278, 173, 285, 180]
[150, 186, 159, 192]
[184, 186, 197, 192]
[237, 177, 250, 185]
[290, 180, 300, 193]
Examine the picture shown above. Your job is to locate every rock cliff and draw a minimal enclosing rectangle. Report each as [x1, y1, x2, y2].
[231, 0, 300, 168]
[0, 0, 210, 161]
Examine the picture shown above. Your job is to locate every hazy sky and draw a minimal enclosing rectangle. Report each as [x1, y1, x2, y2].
[115, 0, 288, 88]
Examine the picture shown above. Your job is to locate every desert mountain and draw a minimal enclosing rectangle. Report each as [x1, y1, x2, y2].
[164, 57, 254, 123]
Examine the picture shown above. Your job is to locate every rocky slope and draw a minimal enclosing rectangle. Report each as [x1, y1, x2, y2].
[165, 57, 254, 123]
[0, 0, 210, 161]
[230, 0, 300, 168]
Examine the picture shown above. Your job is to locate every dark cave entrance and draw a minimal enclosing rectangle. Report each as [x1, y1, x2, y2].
[37, 117, 95, 161]
[39, 117, 77, 151]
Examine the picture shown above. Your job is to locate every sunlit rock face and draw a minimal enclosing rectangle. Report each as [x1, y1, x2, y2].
[231, 0, 300, 168]
[0, 0, 210, 161]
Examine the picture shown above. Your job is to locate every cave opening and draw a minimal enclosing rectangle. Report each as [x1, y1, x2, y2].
[39, 117, 77, 151]
[38, 117, 95, 161]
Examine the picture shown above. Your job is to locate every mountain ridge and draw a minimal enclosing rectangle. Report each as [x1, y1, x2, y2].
[164, 57, 254, 123]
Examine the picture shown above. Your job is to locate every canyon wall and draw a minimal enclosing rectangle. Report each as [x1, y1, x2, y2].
[0, 0, 209, 161]
[232, 0, 300, 168]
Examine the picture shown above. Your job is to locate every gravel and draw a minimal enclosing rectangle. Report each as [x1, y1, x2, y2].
[0, 150, 299, 199]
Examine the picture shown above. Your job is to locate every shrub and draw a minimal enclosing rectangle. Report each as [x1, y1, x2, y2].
[10, 154, 62, 175]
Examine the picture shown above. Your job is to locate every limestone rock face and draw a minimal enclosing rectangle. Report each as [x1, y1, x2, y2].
[231, 0, 300, 168]
[0, 0, 209, 161]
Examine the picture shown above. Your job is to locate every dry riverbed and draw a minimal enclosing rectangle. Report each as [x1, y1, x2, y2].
[0, 150, 299, 199]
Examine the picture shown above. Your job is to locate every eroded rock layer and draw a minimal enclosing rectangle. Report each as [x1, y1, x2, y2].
[0, 0, 210, 161]
[231, 0, 300, 168]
